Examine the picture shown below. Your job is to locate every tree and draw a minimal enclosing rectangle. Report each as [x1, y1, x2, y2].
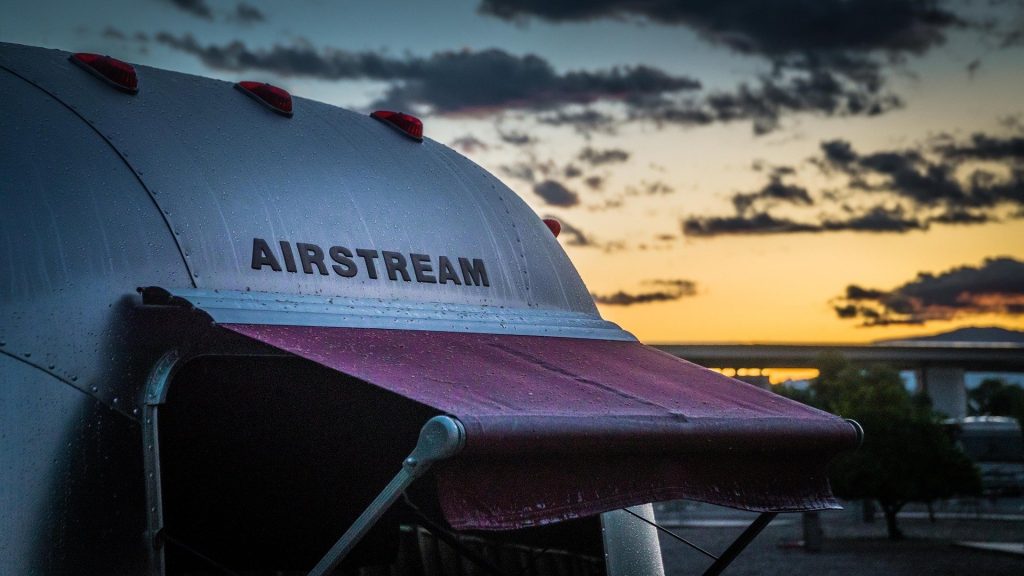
[968, 378, 1024, 427]
[776, 355, 981, 540]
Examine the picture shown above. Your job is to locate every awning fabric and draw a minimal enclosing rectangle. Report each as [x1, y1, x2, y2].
[219, 324, 859, 530]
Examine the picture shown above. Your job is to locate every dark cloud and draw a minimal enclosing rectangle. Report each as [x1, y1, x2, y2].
[589, 197, 624, 212]
[845, 285, 890, 301]
[635, 105, 714, 128]
[999, 12, 1024, 48]
[163, 0, 213, 20]
[592, 279, 698, 306]
[711, 68, 899, 134]
[624, 181, 675, 197]
[481, 1, 971, 134]
[479, 1, 962, 57]
[156, 34, 700, 114]
[533, 180, 580, 207]
[536, 109, 618, 135]
[563, 164, 583, 178]
[640, 181, 674, 195]
[500, 154, 594, 186]
[102, 27, 127, 40]
[499, 162, 538, 183]
[498, 129, 536, 146]
[816, 136, 1024, 210]
[577, 146, 630, 166]
[583, 175, 605, 190]
[373, 54, 702, 114]
[831, 205, 926, 232]
[155, 33, 409, 77]
[731, 174, 813, 214]
[232, 2, 266, 23]
[967, 58, 982, 77]
[154, 32, 914, 135]
[1005, 29, 1024, 48]
[821, 139, 859, 164]
[929, 208, 994, 225]
[500, 155, 591, 187]
[449, 135, 489, 154]
[832, 257, 1024, 326]
[686, 127, 1024, 239]
[683, 211, 823, 237]
[634, 59, 902, 135]
[580, 178, 678, 212]
[936, 133, 1024, 162]
[682, 205, 925, 237]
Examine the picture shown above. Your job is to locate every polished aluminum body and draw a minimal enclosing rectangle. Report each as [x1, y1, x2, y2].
[0, 42, 639, 574]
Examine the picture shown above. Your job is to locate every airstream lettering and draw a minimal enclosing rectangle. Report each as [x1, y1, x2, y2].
[251, 237, 490, 286]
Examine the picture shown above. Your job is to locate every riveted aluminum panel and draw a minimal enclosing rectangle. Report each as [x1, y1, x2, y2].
[0, 43, 598, 324]
[0, 355, 148, 575]
[0, 62, 191, 406]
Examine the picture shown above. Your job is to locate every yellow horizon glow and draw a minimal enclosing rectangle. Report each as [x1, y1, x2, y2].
[708, 368, 821, 385]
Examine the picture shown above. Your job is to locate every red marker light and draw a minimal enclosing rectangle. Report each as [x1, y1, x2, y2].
[235, 81, 293, 117]
[543, 218, 561, 237]
[370, 110, 423, 142]
[69, 53, 138, 94]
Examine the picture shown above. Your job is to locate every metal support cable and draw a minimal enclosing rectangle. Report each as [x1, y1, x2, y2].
[161, 532, 242, 576]
[621, 507, 719, 560]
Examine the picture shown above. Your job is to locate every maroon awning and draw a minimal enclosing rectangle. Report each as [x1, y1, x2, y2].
[221, 324, 859, 530]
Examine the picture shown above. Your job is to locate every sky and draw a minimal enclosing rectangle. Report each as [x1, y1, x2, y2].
[3, 0, 1024, 343]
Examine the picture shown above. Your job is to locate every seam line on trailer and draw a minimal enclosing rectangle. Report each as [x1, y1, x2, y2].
[0, 63, 198, 288]
[0, 348, 140, 424]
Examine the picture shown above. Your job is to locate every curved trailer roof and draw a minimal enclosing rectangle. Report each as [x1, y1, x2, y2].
[2, 42, 858, 538]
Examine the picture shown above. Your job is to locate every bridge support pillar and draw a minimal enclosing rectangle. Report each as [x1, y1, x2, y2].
[921, 367, 967, 419]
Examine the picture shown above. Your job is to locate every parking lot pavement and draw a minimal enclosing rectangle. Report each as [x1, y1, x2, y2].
[655, 500, 1024, 576]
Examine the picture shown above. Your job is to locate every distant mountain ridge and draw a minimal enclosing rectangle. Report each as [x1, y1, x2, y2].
[875, 326, 1024, 346]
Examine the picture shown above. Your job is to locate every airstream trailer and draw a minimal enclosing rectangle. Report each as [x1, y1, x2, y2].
[0, 42, 861, 576]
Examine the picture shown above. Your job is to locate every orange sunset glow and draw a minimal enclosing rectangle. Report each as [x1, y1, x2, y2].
[8, 0, 1023, 344]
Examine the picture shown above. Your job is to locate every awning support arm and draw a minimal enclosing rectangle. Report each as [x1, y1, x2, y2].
[306, 415, 466, 576]
[701, 512, 777, 576]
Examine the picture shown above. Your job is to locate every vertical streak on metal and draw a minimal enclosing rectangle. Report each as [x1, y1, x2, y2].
[702, 512, 778, 576]
[143, 350, 180, 576]
[142, 406, 165, 576]
[601, 504, 666, 576]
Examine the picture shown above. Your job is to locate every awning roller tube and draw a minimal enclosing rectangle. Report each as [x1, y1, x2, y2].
[458, 414, 860, 456]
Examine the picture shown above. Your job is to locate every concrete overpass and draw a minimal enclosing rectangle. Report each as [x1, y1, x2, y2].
[654, 342, 1024, 419]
